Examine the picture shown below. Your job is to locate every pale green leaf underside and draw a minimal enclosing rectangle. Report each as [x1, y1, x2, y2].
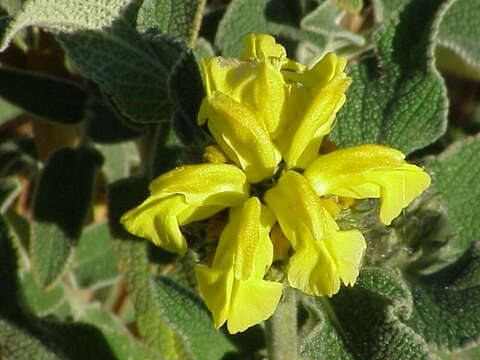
[72, 222, 119, 289]
[437, 0, 480, 67]
[372, 0, 410, 22]
[76, 305, 158, 360]
[301, 0, 364, 47]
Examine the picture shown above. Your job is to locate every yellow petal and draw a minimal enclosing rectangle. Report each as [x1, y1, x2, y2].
[265, 171, 365, 296]
[282, 52, 341, 88]
[304, 144, 431, 225]
[121, 163, 250, 254]
[276, 53, 351, 169]
[120, 194, 188, 254]
[265, 172, 324, 249]
[252, 61, 288, 135]
[198, 91, 281, 183]
[200, 54, 287, 135]
[214, 197, 276, 280]
[149, 163, 249, 206]
[226, 278, 283, 334]
[326, 229, 366, 287]
[287, 236, 340, 296]
[240, 34, 286, 62]
[270, 224, 291, 261]
[195, 265, 234, 329]
[203, 145, 230, 164]
[196, 196, 282, 333]
[374, 166, 432, 225]
[200, 56, 257, 101]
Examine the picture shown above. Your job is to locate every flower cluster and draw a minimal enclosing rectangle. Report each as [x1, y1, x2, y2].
[121, 34, 430, 333]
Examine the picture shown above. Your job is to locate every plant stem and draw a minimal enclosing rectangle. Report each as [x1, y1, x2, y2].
[266, 286, 299, 360]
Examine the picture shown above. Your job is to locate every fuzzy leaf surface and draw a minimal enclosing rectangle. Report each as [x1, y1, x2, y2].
[19, 272, 65, 316]
[437, 0, 480, 67]
[215, 0, 326, 58]
[152, 276, 236, 360]
[425, 136, 480, 256]
[0, 67, 86, 124]
[0, 177, 21, 213]
[405, 243, 480, 351]
[331, 0, 450, 154]
[0, 319, 61, 360]
[301, 268, 431, 360]
[0, 97, 22, 125]
[137, 0, 205, 45]
[76, 305, 158, 360]
[31, 147, 103, 289]
[0, 0, 187, 124]
[301, 1, 364, 47]
[109, 176, 186, 359]
[72, 222, 119, 289]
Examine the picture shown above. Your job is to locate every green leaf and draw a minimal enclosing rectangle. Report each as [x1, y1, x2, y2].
[168, 49, 208, 146]
[0, 318, 61, 360]
[34, 319, 118, 360]
[371, 0, 410, 22]
[215, 0, 327, 58]
[405, 242, 480, 351]
[0, 67, 87, 124]
[0, 215, 24, 322]
[150, 118, 202, 178]
[0, 0, 187, 124]
[193, 37, 214, 59]
[97, 142, 139, 183]
[0, 216, 114, 359]
[0, 141, 36, 177]
[76, 304, 158, 360]
[31, 147, 103, 289]
[437, 0, 480, 67]
[0, 0, 25, 15]
[0, 97, 22, 125]
[424, 136, 480, 271]
[331, 0, 451, 154]
[436, 345, 480, 360]
[3, 210, 30, 269]
[109, 176, 184, 359]
[301, 268, 431, 360]
[85, 98, 146, 144]
[0, 177, 21, 213]
[19, 272, 65, 316]
[72, 222, 119, 289]
[301, 1, 364, 47]
[152, 276, 236, 360]
[137, 0, 206, 46]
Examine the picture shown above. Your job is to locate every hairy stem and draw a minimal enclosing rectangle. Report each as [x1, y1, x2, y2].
[266, 286, 299, 360]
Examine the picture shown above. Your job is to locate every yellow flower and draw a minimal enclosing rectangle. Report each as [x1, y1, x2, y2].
[303, 144, 431, 225]
[120, 164, 249, 254]
[121, 33, 431, 333]
[195, 197, 282, 334]
[265, 171, 366, 296]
